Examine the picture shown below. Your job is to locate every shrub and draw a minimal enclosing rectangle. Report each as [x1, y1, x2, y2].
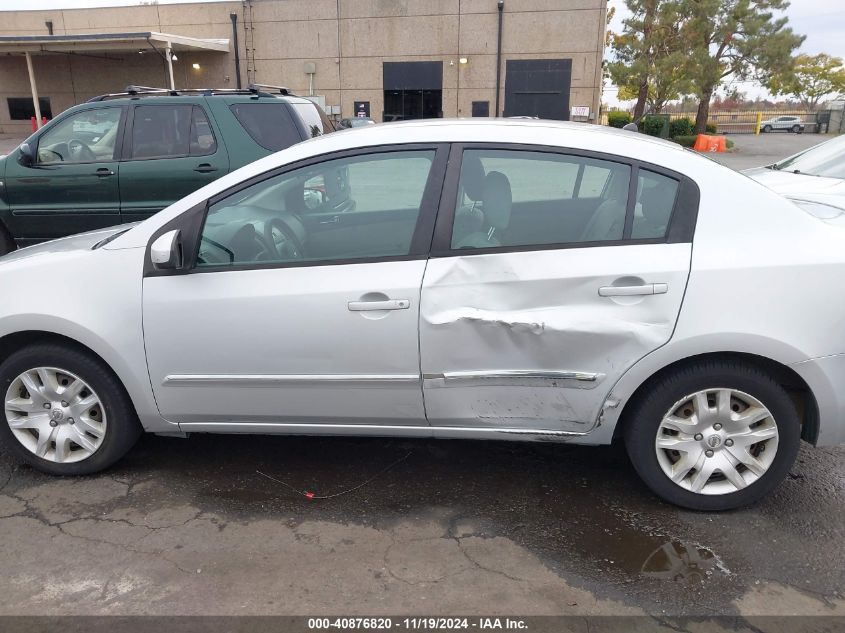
[639, 114, 667, 137]
[673, 135, 698, 147]
[669, 117, 694, 138]
[706, 122, 717, 134]
[607, 111, 632, 128]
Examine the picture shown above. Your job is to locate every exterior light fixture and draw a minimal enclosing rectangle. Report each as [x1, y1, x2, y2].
[192, 63, 201, 70]
[170, 52, 178, 61]
[459, 57, 468, 65]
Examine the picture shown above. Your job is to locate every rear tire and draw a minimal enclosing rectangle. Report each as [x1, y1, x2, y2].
[624, 360, 801, 511]
[0, 343, 141, 475]
[793, 125, 803, 134]
[762, 125, 772, 133]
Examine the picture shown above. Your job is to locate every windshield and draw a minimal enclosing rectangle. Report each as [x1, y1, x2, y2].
[772, 135, 845, 178]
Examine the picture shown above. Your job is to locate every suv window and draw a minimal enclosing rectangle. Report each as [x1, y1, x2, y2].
[190, 106, 217, 156]
[631, 170, 679, 239]
[290, 102, 335, 138]
[450, 149, 631, 249]
[37, 107, 122, 164]
[130, 105, 216, 159]
[229, 103, 302, 151]
[197, 150, 435, 268]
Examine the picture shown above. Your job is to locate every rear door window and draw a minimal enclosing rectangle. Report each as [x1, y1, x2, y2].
[229, 103, 303, 151]
[130, 105, 192, 159]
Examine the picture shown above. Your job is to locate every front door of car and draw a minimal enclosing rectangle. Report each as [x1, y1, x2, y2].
[3, 105, 124, 243]
[119, 103, 229, 223]
[420, 146, 696, 433]
[142, 145, 447, 428]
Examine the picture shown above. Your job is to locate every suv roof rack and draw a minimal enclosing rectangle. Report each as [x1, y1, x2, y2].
[247, 83, 291, 96]
[87, 84, 297, 102]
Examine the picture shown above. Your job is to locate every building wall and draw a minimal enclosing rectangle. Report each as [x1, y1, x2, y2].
[0, 0, 607, 135]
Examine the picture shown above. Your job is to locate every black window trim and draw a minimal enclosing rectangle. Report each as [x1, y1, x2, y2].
[34, 104, 127, 167]
[429, 142, 700, 258]
[143, 142, 450, 278]
[122, 102, 219, 162]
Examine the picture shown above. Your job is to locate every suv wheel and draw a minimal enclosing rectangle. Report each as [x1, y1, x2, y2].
[792, 125, 802, 134]
[624, 360, 801, 511]
[762, 125, 772, 133]
[0, 343, 141, 475]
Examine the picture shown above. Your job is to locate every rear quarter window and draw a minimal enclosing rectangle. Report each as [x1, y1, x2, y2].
[229, 103, 303, 151]
[289, 102, 335, 138]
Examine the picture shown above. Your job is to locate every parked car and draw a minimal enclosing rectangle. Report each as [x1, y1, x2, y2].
[338, 117, 376, 129]
[0, 85, 334, 256]
[760, 115, 805, 133]
[745, 134, 845, 211]
[1, 119, 842, 510]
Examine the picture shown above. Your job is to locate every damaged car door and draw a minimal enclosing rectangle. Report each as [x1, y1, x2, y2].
[419, 145, 697, 433]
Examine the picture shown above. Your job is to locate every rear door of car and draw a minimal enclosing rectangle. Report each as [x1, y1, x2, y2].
[419, 144, 699, 433]
[119, 101, 229, 223]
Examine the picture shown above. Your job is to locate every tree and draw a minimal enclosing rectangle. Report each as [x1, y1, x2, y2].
[682, 0, 804, 133]
[768, 53, 845, 111]
[609, 0, 694, 118]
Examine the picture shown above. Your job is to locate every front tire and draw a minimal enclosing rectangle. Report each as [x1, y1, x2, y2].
[0, 343, 141, 475]
[762, 125, 772, 133]
[624, 360, 800, 511]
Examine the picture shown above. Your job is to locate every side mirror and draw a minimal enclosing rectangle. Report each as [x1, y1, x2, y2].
[18, 143, 34, 166]
[622, 122, 640, 133]
[150, 229, 182, 270]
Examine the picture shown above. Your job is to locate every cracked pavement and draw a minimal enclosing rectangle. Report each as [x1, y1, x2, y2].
[0, 434, 842, 618]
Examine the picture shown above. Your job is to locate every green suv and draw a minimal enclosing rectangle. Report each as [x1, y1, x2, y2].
[0, 85, 334, 255]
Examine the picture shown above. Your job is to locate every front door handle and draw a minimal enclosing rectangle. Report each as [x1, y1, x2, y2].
[599, 283, 668, 297]
[94, 168, 114, 177]
[194, 163, 218, 173]
[348, 299, 410, 311]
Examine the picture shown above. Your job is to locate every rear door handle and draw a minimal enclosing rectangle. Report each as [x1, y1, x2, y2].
[94, 168, 114, 177]
[348, 299, 410, 311]
[194, 163, 218, 173]
[599, 283, 668, 297]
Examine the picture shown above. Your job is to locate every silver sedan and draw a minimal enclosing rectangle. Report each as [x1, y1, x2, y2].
[1, 119, 843, 510]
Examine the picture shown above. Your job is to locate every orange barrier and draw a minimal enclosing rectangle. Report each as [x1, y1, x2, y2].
[693, 134, 727, 153]
[30, 116, 47, 132]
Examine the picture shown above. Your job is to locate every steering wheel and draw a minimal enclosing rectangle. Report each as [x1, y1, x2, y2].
[67, 139, 97, 162]
[262, 218, 304, 261]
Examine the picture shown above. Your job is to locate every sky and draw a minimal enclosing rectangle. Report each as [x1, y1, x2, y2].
[605, 0, 845, 106]
[2, 0, 843, 106]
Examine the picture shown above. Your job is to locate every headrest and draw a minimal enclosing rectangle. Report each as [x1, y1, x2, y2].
[482, 171, 512, 230]
[461, 154, 486, 201]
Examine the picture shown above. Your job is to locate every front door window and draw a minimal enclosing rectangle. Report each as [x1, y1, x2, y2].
[37, 108, 122, 164]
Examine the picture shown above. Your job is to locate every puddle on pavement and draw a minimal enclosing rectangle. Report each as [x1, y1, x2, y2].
[640, 541, 727, 583]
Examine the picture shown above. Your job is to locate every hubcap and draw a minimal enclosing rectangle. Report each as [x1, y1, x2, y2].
[655, 388, 779, 495]
[4, 367, 107, 463]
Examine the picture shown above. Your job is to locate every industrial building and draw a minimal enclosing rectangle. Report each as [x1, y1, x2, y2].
[0, 0, 608, 134]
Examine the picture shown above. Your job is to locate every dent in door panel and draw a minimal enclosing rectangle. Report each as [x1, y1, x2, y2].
[420, 246, 691, 431]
